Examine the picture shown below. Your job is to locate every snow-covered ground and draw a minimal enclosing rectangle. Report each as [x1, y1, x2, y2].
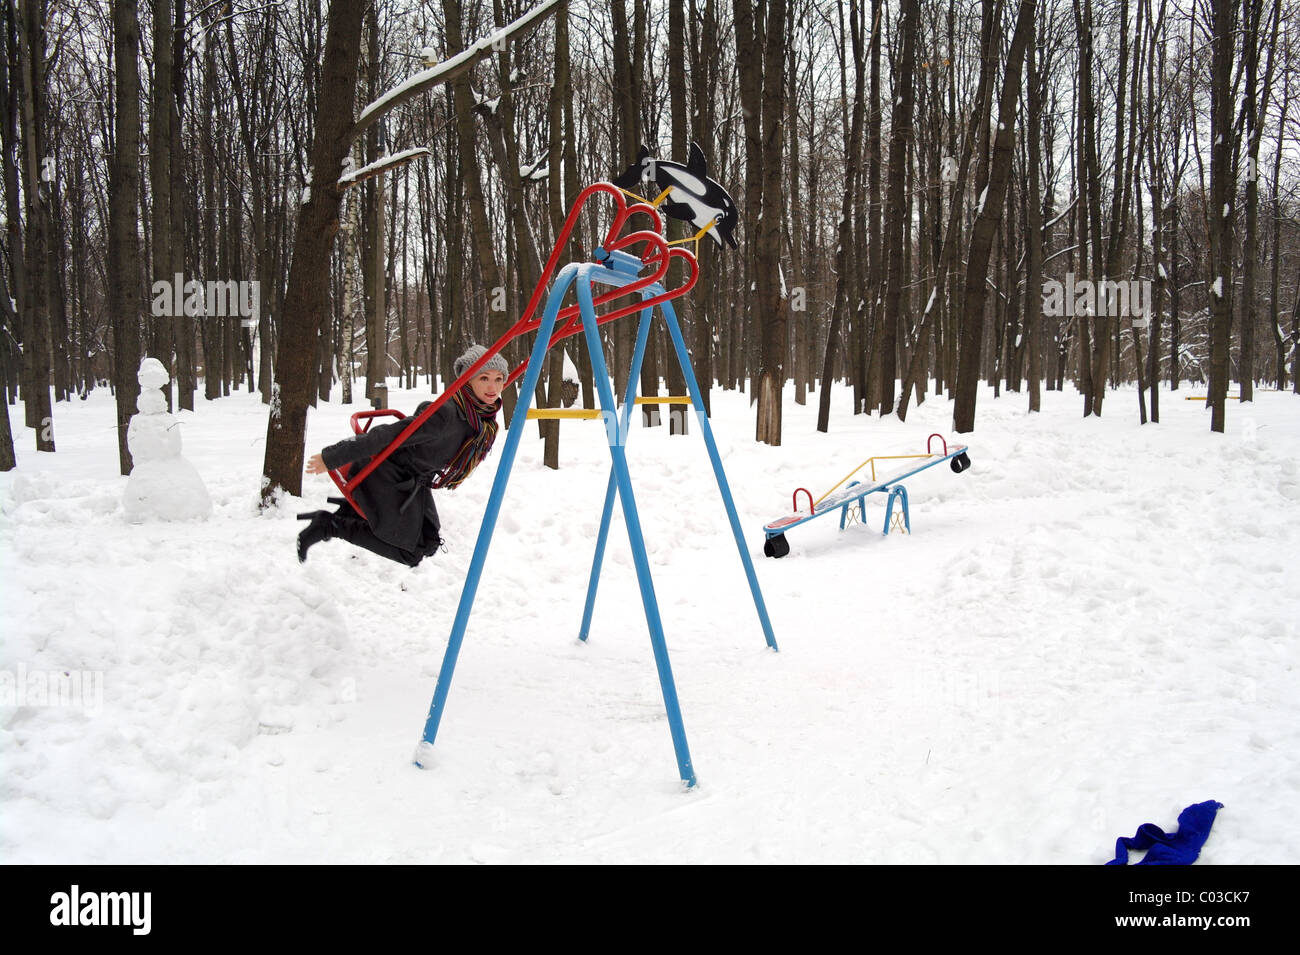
[2, 377, 1297, 864]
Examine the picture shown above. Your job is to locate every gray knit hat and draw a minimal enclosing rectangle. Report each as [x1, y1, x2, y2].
[453, 343, 509, 380]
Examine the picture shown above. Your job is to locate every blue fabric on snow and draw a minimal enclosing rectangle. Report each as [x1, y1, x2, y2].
[1106, 800, 1224, 865]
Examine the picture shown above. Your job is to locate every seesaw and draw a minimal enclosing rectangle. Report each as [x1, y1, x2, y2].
[762, 433, 971, 557]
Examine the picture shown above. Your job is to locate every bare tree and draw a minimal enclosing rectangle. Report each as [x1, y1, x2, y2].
[880, 0, 920, 416]
[952, 0, 1036, 433]
[149, 0, 177, 411]
[745, 0, 787, 445]
[817, 0, 865, 433]
[1238, 0, 1282, 402]
[108, 0, 143, 474]
[1205, 0, 1237, 432]
[259, 0, 366, 505]
[15, 0, 55, 450]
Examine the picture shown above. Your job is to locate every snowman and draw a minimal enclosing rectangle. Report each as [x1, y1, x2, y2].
[122, 357, 212, 522]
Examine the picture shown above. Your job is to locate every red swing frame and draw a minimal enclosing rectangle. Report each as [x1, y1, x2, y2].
[326, 182, 699, 520]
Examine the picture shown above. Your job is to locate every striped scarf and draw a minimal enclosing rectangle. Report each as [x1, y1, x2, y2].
[432, 389, 500, 489]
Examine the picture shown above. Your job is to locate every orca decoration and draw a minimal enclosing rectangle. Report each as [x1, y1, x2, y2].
[611, 142, 739, 250]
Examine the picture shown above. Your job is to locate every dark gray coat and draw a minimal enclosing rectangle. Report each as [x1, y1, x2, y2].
[321, 400, 477, 552]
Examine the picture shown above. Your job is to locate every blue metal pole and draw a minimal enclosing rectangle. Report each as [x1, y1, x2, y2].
[577, 268, 697, 788]
[658, 298, 779, 651]
[578, 474, 618, 643]
[416, 266, 578, 760]
[579, 303, 655, 642]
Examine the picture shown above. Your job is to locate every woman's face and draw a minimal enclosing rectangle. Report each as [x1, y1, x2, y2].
[469, 370, 505, 406]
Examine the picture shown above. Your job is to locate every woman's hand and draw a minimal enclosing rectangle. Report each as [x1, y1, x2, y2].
[305, 453, 328, 476]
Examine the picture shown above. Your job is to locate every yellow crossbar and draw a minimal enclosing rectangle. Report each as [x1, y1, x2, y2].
[527, 398, 691, 419]
[525, 408, 605, 420]
[814, 452, 936, 506]
[865, 453, 933, 483]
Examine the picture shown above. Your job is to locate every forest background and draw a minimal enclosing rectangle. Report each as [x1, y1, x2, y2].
[1, 0, 1295, 499]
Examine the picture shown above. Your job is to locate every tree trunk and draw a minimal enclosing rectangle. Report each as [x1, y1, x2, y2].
[753, 0, 787, 445]
[1292, 268, 1300, 394]
[860, 0, 881, 416]
[362, 6, 385, 402]
[1169, 195, 1181, 389]
[1, 0, 28, 457]
[1025, 32, 1044, 413]
[1238, 0, 1281, 401]
[1206, 0, 1236, 433]
[952, 0, 1036, 434]
[1074, 0, 1106, 417]
[689, 0, 718, 413]
[733, 0, 763, 404]
[1143, 0, 1166, 421]
[1269, 77, 1290, 389]
[787, 2, 804, 407]
[442, 0, 510, 418]
[259, 0, 365, 505]
[109, 0, 144, 474]
[901, 0, 994, 422]
[16, 0, 54, 449]
[880, 0, 920, 416]
[150, 0, 176, 410]
[817, 0, 864, 433]
[666, 0, 689, 434]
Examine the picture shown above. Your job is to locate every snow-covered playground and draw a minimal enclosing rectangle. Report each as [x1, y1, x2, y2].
[2, 381, 1297, 863]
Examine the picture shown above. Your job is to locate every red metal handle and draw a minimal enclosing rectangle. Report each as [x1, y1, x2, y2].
[349, 409, 405, 434]
[793, 488, 814, 513]
[927, 433, 948, 456]
[506, 247, 699, 386]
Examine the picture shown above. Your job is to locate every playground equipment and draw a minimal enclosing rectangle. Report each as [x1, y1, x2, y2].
[325, 162, 775, 788]
[761, 434, 971, 558]
[524, 396, 692, 421]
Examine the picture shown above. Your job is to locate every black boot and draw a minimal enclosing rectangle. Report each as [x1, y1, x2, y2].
[296, 510, 336, 563]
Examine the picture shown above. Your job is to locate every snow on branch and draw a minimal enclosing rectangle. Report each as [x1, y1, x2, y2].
[338, 147, 431, 189]
[519, 155, 549, 183]
[350, 0, 560, 143]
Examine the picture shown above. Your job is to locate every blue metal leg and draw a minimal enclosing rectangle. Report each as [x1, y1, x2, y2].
[578, 272, 697, 788]
[659, 299, 778, 651]
[579, 305, 655, 642]
[417, 266, 579, 760]
[839, 481, 863, 531]
[579, 478, 617, 642]
[882, 485, 911, 536]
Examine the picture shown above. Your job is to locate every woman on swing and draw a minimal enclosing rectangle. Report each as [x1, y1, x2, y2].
[297, 344, 507, 567]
